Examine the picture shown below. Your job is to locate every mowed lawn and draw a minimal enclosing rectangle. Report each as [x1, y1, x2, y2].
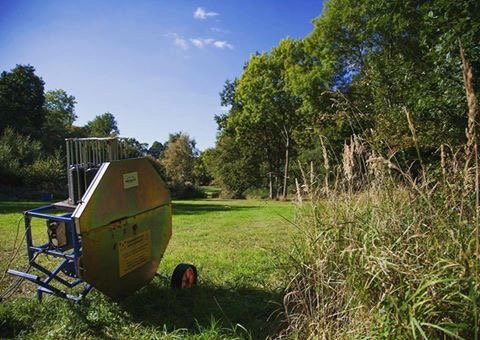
[0, 199, 295, 339]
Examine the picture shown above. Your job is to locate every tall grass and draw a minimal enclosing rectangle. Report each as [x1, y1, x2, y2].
[280, 50, 480, 339]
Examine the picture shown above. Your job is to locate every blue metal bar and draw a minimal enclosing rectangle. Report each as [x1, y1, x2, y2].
[43, 259, 67, 285]
[8, 270, 67, 300]
[34, 283, 67, 299]
[37, 287, 74, 302]
[26, 204, 74, 214]
[70, 279, 83, 287]
[37, 283, 90, 302]
[68, 220, 81, 275]
[26, 211, 72, 223]
[29, 247, 74, 259]
[29, 242, 76, 255]
[9, 268, 92, 302]
[11, 204, 90, 302]
[24, 215, 35, 261]
[7, 269, 40, 282]
[80, 284, 93, 298]
[30, 262, 72, 287]
[26, 204, 56, 213]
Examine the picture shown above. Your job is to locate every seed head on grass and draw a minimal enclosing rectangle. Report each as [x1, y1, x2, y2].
[281, 51, 480, 338]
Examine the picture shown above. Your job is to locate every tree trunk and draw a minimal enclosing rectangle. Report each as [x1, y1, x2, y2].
[268, 172, 273, 199]
[282, 134, 290, 200]
[275, 175, 281, 199]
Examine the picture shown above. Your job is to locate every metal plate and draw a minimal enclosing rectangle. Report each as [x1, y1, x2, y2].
[72, 158, 172, 299]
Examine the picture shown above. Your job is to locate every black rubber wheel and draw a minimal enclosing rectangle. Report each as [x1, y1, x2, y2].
[171, 263, 197, 289]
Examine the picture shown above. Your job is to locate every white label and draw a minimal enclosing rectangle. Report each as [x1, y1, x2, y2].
[118, 230, 151, 277]
[123, 172, 139, 189]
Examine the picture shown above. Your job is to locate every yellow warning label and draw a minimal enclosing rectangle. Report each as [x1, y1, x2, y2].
[118, 230, 151, 277]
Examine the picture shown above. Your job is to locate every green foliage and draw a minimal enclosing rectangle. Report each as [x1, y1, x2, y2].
[23, 151, 65, 191]
[123, 137, 148, 157]
[42, 89, 77, 152]
[211, 0, 480, 196]
[0, 65, 45, 139]
[148, 141, 165, 159]
[310, 0, 479, 150]
[85, 112, 119, 137]
[161, 133, 196, 183]
[213, 39, 330, 197]
[0, 128, 43, 186]
[0, 128, 64, 191]
[192, 153, 212, 186]
[213, 135, 261, 198]
[168, 181, 205, 199]
[197, 148, 220, 183]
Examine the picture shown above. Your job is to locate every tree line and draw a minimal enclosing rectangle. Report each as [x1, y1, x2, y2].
[201, 0, 480, 198]
[1, 0, 478, 199]
[0, 64, 205, 195]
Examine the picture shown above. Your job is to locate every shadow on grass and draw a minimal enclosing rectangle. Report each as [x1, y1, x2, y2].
[0, 201, 43, 214]
[120, 282, 283, 339]
[173, 202, 257, 216]
[0, 284, 283, 339]
[0, 201, 256, 216]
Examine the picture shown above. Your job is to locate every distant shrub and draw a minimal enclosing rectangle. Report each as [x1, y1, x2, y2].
[244, 187, 269, 199]
[0, 128, 67, 196]
[0, 128, 43, 186]
[218, 188, 244, 199]
[168, 181, 206, 199]
[23, 151, 65, 191]
[200, 186, 221, 198]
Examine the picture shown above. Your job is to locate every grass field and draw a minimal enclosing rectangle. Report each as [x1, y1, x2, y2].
[0, 199, 295, 339]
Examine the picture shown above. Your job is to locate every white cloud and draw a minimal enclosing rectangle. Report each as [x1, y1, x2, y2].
[213, 40, 233, 49]
[175, 37, 188, 50]
[167, 33, 233, 51]
[190, 38, 212, 48]
[210, 27, 230, 33]
[190, 38, 233, 50]
[165, 33, 189, 50]
[194, 7, 219, 20]
[190, 38, 205, 48]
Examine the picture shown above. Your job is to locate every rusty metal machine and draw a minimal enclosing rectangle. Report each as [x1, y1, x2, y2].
[7, 138, 197, 301]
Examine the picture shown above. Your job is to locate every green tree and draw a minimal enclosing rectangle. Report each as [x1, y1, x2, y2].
[42, 89, 77, 151]
[164, 132, 198, 155]
[85, 112, 119, 137]
[309, 0, 480, 154]
[199, 147, 221, 183]
[214, 135, 261, 198]
[161, 133, 196, 183]
[214, 79, 266, 196]
[228, 40, 313, 198]
[124, 137, 148, 157]
[0, 65, 45, 139]
[192, 152, 212, 186]
[148, 141, 164, 159]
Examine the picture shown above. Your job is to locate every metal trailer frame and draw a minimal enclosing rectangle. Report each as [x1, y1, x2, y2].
[7, 204, 92, 302]
[5, 138, 192, 303]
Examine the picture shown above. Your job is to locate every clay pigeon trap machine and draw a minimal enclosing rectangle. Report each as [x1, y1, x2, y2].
[7, 138, 197, 302]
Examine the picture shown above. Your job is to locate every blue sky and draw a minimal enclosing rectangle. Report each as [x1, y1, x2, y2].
[0, 0, 324, 150]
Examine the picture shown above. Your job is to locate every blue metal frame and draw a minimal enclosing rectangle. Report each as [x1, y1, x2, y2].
[7, 204, 92, 302]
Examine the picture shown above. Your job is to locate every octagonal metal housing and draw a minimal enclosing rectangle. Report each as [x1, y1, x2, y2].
[72, 157, 171, 299]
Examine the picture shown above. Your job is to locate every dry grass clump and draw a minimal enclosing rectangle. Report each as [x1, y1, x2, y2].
[283, 176, 478, 339]
[280, 49, 479, 339]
